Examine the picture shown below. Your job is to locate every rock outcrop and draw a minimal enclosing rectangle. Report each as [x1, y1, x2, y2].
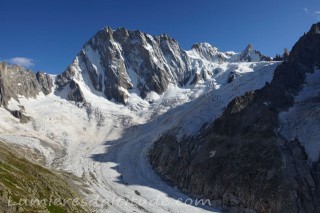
[0, 62, 53, 106]
[36, 71, 53, 95]
[150, 23, 320, 213]
[68, 79, 85, 102]
[9, 109, 31, 123]
[0, 62, 53, 121]
[190, 43, 228, 63]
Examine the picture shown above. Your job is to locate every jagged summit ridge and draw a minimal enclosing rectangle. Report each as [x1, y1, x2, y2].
[188, 42, 227, 63]
[238, 43, 272, 62]
[56, 27, 272, 104]
[56, 27, 193, 104]
[0, 62, 53, 106]
[188, 42, 271, 63]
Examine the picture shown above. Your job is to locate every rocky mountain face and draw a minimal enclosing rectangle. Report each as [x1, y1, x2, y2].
[237, 43, 272, 62]
[56, 27, 192, 104]
[0, 62, 53, 122]
[190, 43, 228, 63]
[0, 63, 54, 104]
[150, 23, 320, 213]
[56, 27, 271, 104]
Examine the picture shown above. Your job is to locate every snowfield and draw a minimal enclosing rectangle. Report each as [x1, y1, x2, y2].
[0, 61, 279, 213]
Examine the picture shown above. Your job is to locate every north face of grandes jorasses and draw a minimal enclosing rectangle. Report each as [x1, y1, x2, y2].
[57, 27, 192, 104]
[57, 27, 271, 104]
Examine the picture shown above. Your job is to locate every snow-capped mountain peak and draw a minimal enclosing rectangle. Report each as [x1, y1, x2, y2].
[238, 43, 272, 62]
[54, 27, 273, 105]
[3, 22, 320, 213]
[56, 27, 193, 104]
[188, 42, 227, 63]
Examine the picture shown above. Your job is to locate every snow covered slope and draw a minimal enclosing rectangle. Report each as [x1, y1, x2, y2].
[0, 26, 280, 213]
[0, 59, 278, 213]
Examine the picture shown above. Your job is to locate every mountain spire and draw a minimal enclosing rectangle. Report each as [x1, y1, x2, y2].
[245, 43, 254, 52]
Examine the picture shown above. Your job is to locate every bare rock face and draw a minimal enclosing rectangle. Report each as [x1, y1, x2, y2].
[68, 79, 85, 102]
[0, 62, 54, 106]
[36, 71, 53, 95]
[150, 23, 320, 213]
[55, 61, 88, 102]
[0, 62, 39, 106]
[0, 62, 8, 106]
[0, 62, 53, 122]
[191, 43, 228, 63]
[57, 27, 192, 104]
[9, 109, 31, 123]
[55, 64, 77, 88]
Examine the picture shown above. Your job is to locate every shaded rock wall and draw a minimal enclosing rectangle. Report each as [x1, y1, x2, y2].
[150, 23, 320, 213]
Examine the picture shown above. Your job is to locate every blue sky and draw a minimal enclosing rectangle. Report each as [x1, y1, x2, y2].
[0, 0, 319, 74]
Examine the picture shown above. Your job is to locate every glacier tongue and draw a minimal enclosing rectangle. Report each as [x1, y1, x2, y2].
[0, 59, 279, 213]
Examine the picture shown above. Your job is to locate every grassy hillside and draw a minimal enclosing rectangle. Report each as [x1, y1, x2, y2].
[0, 142, 90, 213]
